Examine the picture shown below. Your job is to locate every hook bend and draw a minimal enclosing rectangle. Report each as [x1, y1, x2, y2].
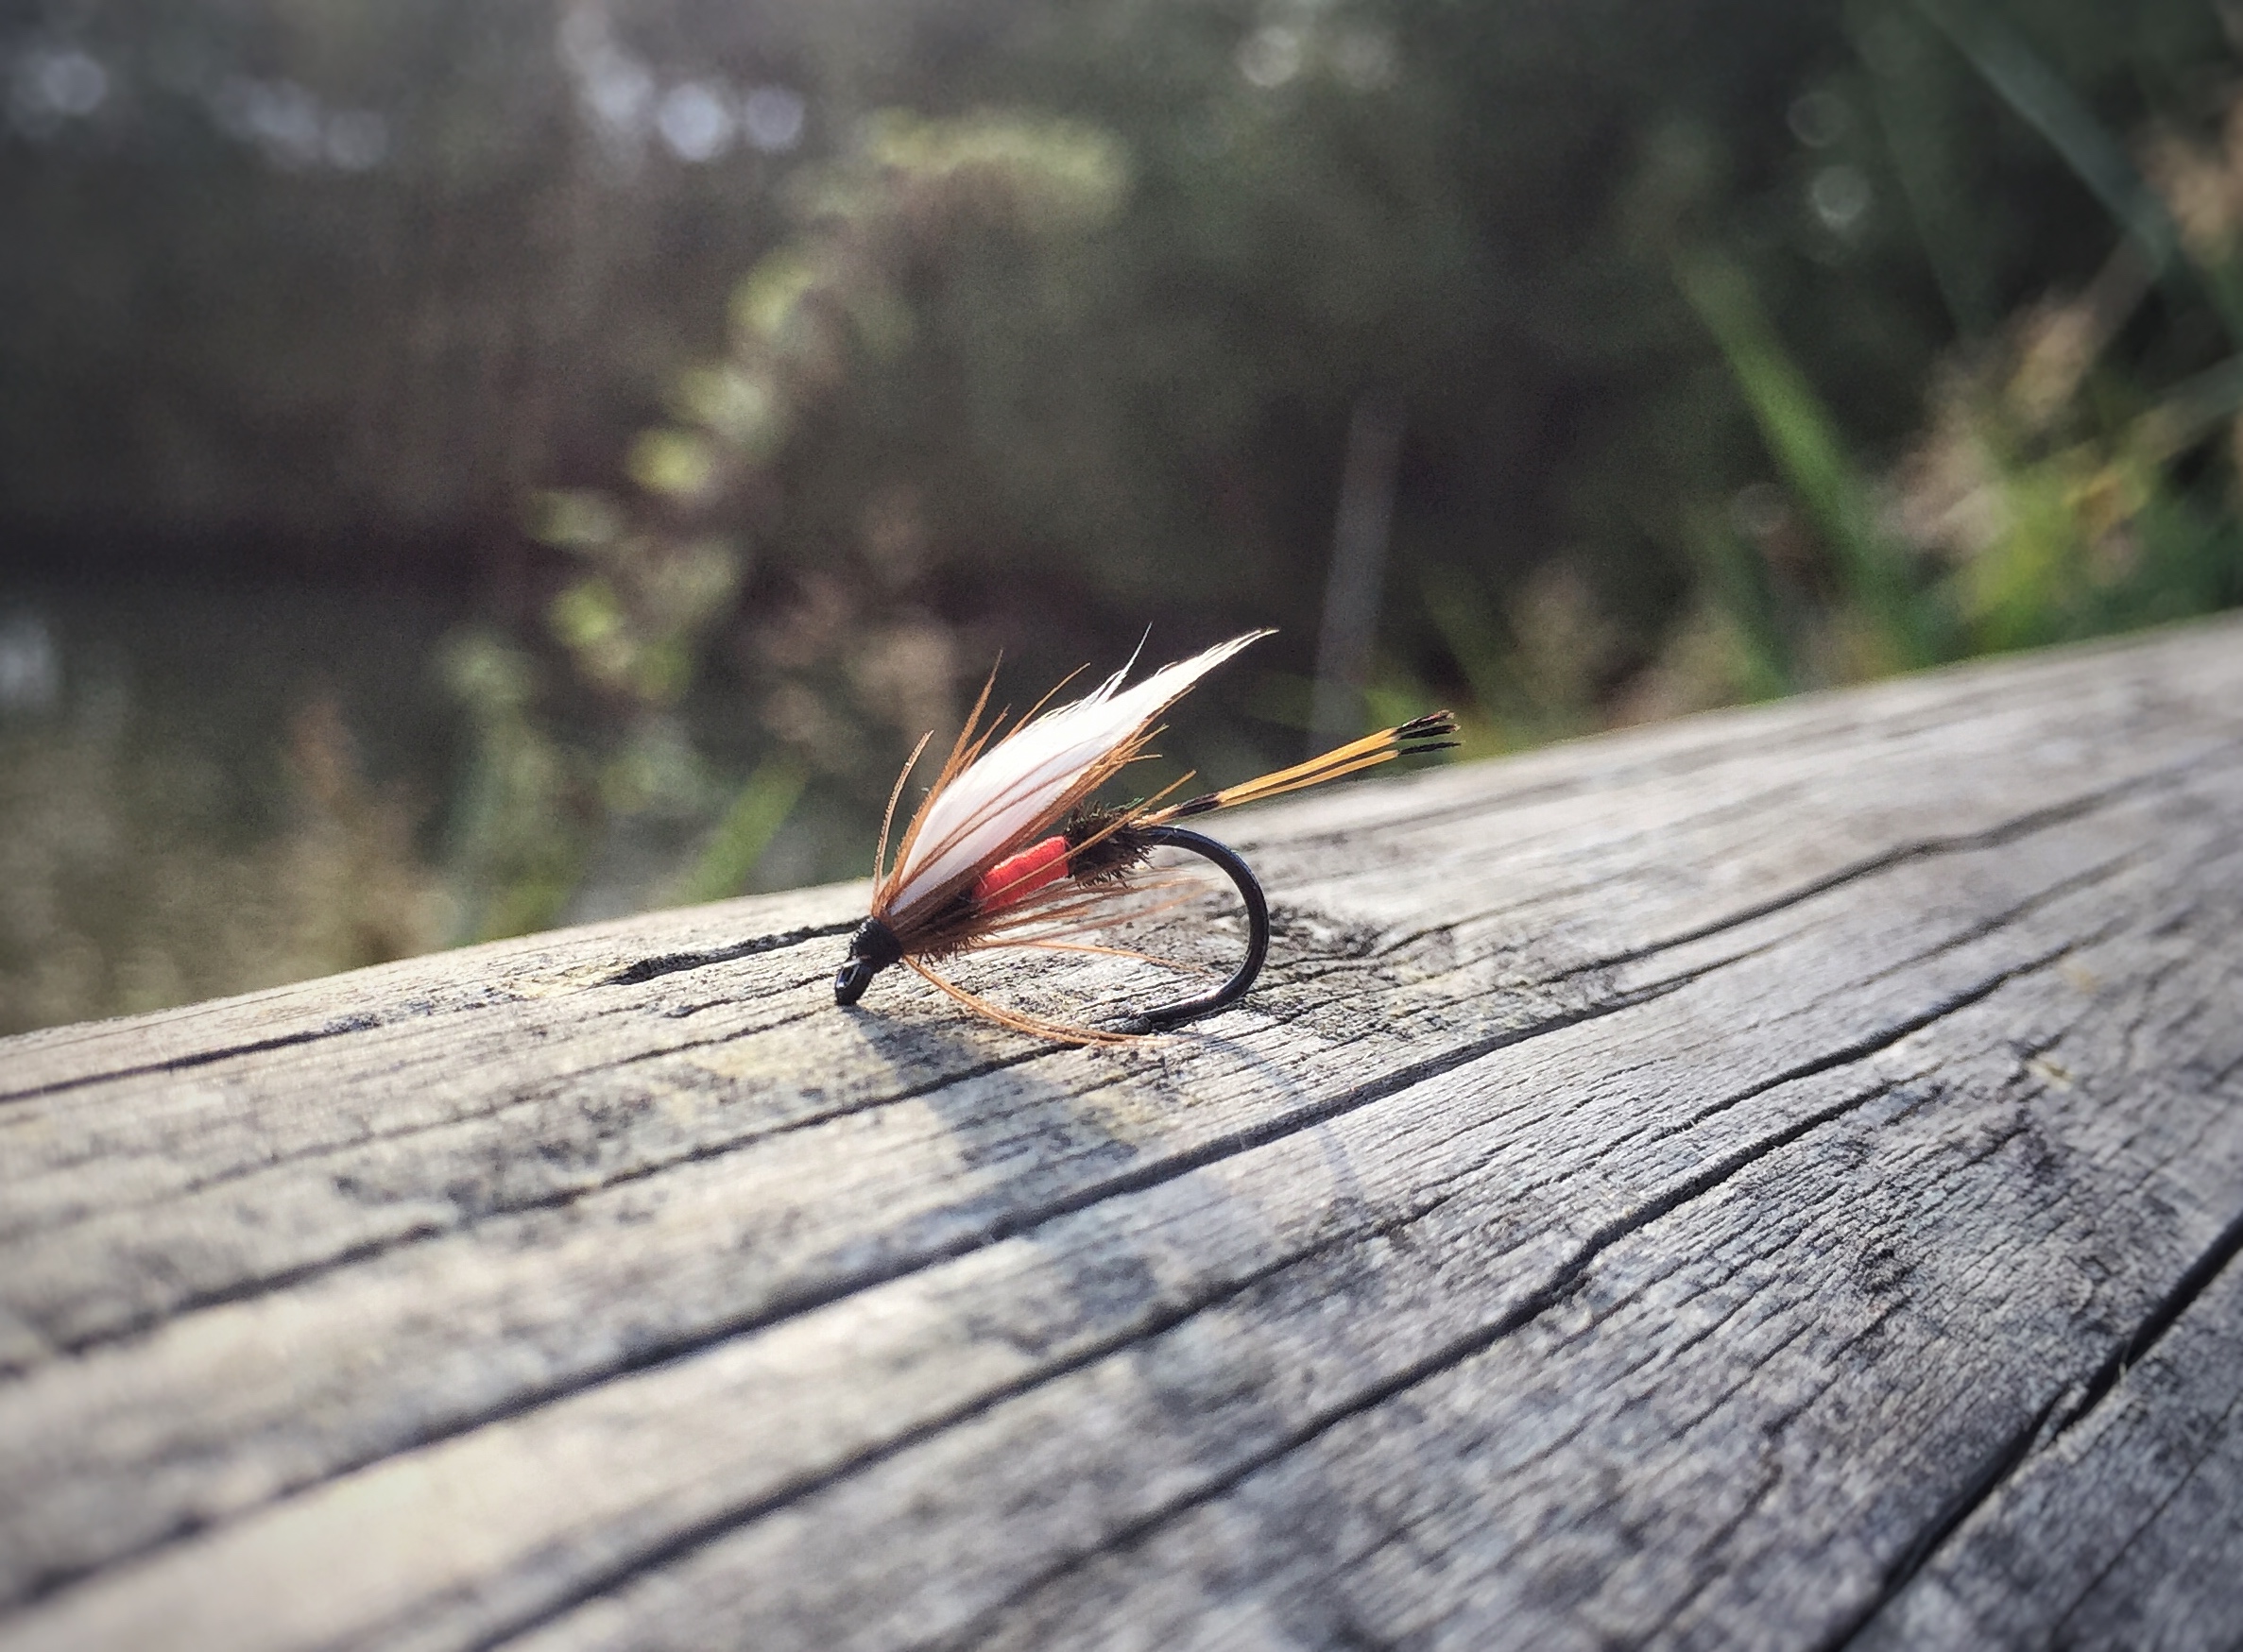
[1120, 824, 1269, 1032]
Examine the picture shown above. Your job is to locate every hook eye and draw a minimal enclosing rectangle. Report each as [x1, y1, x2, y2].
[834, 957, 879, 1006]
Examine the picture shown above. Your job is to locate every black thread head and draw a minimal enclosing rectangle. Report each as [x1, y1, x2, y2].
[834, 916, 902, 1006]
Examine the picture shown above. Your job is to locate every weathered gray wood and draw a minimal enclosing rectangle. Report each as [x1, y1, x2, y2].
[3, 617, 2242, 1652]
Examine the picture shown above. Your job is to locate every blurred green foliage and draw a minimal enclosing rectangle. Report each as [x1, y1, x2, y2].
[1650, 1, 2243, 714]
[4, 0, 2242, 1030]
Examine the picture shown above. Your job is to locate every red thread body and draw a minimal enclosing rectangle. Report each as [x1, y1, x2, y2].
[973, 835, 1070, 911]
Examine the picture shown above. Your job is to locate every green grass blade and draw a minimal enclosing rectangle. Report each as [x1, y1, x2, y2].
[1674, 248, 1936, 669]
[1912, 0, 2180, 273]
[676, 755, 809, 905]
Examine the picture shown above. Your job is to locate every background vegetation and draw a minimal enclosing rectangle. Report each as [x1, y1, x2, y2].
[5, 0, 2241, 1031]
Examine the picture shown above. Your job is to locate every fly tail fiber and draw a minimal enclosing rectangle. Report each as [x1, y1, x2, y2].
[1158, 710, 1458, 820]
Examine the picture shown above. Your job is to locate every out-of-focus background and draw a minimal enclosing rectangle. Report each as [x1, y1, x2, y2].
[4, 0, 2240, 1034]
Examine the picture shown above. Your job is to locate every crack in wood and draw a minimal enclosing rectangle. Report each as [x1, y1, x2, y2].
[1675, 941, 2091, 1133]
[0, 1019, 383, 1106]
[595, 921, 860, 986]
[37, 1039, 1063, 1365]
[1569, 758, 2200, 979]
[1852, 850, 2147, 991]
[0, 922, 860, 1109]
[1819, 1389, 2066, 1652]
[2049, 1201, 2243, 1447]
[2044, 1374, 2243, 1642]
[1821, 1093, 2243, 1646]
[7, 978, 1033, 1255]
[451, 1204, 1447, 1652]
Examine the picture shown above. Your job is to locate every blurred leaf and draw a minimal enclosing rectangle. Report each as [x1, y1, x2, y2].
[629, 639, 692, 707]
[2134, 353, 2243, 462]
[625, 429, 721, 500]
[527, 489, 626, 554]
[659, 540, 746, 629]
[676, 367, 784, 456]
[675, 756, 809, 904]
[549, 577, 625, 651]
[731, 249, 830, 349]
[549, 578, 642, 698]
[859, 111, 1131, 231]
[439, 629, 538, 715]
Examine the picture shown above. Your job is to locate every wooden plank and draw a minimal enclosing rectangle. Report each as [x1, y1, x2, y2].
[2, 616, 2240, 1650]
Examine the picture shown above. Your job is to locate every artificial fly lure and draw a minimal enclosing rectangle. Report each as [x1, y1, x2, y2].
[832, 630, 1457, 1043]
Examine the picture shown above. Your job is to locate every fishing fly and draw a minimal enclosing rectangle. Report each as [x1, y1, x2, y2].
[833, 631, 1456, 1042]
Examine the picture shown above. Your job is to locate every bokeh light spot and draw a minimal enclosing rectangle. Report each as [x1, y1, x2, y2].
[1810, 163, 1872, 233]
[659, 80, 734, 162]
[742, 85, 804, 152]
[9, 46, 110, 135]
[1237, 26, 1303, 90]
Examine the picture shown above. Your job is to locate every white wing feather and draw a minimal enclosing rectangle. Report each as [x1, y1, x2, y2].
[889, 631, 1266, 916]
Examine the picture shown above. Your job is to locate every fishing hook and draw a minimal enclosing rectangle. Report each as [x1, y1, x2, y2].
[1117, 824, 1269, 1032]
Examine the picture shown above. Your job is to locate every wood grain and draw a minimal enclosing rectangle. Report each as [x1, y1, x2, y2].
[3, 617, 2241, 1651]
